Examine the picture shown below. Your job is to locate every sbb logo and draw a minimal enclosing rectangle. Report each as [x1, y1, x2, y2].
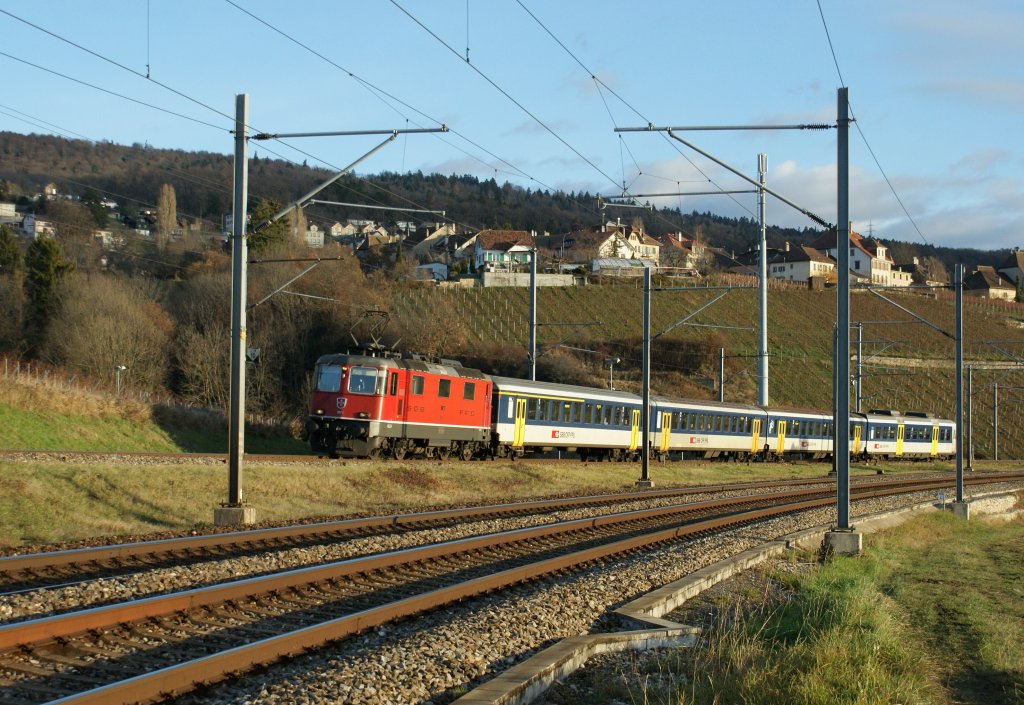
[336, 398, 347, 409]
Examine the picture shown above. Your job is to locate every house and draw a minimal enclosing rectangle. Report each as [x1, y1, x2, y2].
[415, 262, 448, 282]
[964, 266, 1016, 300]
[894, 256, 946, 288]
[21, 214, 55, 239]
[411, 223, 458, 258]
[811, 226, 909, 286]
[620, 227, 660, 264]
[591, 258, 656, 277]
[539, 229, 619, 265]
[768, 243, 835, 282]
[997, 248, 1024, 289]
[473, 230, 535, 272]
[93, 229, 124, 249]
[305, 224, 324, 248]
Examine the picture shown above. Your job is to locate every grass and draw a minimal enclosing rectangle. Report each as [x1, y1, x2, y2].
[0, 456, 952, 549]
[552, 509, 1024, 705]
[0, 375, 306, 454]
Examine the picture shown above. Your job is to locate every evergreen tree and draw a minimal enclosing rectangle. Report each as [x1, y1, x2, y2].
[23, 237, 73, 352]
[0, 224, 20, 272]
[247, 198, 289, 253]
[1016, 275, 1024, 304]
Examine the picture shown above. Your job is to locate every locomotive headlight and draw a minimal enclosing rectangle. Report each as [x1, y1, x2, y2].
[316, 409, 324, 415]
[357, 411, 369, 419]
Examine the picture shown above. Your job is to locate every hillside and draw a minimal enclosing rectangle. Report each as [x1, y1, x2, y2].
[385, 278, 1024, 459]
[0, 131, 1003, 272]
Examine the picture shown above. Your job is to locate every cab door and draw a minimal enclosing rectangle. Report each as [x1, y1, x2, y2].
[629, 409, 641, 451]
[512, 398, 527, 448]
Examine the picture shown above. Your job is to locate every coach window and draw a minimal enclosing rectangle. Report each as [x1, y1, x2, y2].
[603, 406, 612, 425]
[463, 382, 475, 400]
[585, 403, 593, 423]
[527, 398, 539, 420]
[411, 375, 425, 395]
[571, 403, 581, 423]
[713, 415, 722, 432]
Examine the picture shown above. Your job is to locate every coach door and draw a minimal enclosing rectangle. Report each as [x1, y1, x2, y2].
[931, 425, 939, 456]
[512, 398, 527, 448]
[629, 409, 641, 451]
[659, 412, 672, 452]
[896, 424, 905, 457]
[776, 420, 787, 454]
[751, 418, 761, 453]
[852, 424, 862, 455]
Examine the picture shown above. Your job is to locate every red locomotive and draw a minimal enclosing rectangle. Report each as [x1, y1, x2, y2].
[306, 350, 492, 459]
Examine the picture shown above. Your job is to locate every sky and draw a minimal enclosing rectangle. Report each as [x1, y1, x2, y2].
[0, 1, 1021, 251]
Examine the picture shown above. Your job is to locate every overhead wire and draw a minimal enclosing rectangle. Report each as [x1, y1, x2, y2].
[0, 9, 489, 239]
[513, 0, 757, 232]
[814, 0, 928, 244]
[388, 0, 623, 192]
[221, 0, 553, 192]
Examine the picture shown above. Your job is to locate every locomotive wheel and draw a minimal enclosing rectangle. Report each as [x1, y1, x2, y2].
[369, 447, 384, 460]
[460, 443, 474, 461]
[437, 447, 452, 461]
[393, 445, 407, 460]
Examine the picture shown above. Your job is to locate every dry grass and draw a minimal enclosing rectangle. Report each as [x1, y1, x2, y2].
[0, 458, 878, 549]
[0, 373, 152, 424]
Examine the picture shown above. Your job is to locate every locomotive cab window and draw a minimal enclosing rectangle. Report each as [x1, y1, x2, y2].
[347, 367, 378, 395]
[316, 365, 342, 393]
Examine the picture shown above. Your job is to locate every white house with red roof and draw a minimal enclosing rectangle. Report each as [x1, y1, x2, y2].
[811, 226, 911, 286]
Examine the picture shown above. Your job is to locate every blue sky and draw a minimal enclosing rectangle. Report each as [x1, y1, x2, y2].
[0, 1, 1021, 250]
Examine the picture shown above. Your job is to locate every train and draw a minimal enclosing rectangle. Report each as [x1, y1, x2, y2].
[305, 349, 957, 462]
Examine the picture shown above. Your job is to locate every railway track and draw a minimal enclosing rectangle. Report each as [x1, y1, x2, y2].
[0, 472, 1019, 705]
[0, 474, 962, 597]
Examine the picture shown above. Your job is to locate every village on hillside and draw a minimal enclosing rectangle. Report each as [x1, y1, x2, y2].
[3, 181, 1023, 301]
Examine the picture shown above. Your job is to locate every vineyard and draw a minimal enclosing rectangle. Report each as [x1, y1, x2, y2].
[388, 277, 1024, 459]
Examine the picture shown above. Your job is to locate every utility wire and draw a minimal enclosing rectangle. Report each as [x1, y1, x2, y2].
[514, 0, 758, 227]
[222, 0, 554, 192]
[0, 51, 226, 132]
[389, 0, 622, 191]
[814, 0, 927, 244]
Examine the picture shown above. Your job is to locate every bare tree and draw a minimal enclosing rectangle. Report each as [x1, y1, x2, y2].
[288, 206, 308, 245]
[45, 274, 172, 390]
[47, 200, 100, 271]
[922, 256, 949, 284]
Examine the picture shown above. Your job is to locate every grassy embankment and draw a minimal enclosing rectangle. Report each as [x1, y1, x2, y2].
[559, 509, 1024, 705]
[391, 283, 1024, 457]
[0, 369, 1012, 548]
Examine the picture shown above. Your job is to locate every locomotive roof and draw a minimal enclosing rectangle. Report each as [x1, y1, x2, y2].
[315, 353, 488, 380]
